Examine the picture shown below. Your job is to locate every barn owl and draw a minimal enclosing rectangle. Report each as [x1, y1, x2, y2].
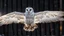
[0, 7, 64, 31]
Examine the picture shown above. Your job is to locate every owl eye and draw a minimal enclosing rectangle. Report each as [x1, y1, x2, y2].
[30, 9, 32, 11]
[26, 9, 28, 11]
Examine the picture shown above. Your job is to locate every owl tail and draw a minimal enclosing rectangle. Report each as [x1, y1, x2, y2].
[23, 24, 38, 31]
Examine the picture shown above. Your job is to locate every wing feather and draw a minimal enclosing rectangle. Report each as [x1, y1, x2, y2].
[34, 11, 64, 23]
[0, 11, 25, 26]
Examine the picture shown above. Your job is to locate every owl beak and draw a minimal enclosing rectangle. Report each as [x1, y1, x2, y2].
[28, 11, 30, 13]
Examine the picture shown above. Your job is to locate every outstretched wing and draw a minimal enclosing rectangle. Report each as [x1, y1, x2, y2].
[34, 11, 64, 23]
[0, 11, 25, 26]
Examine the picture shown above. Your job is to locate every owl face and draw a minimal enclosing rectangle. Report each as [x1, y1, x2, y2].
[25, 7, 34, 13]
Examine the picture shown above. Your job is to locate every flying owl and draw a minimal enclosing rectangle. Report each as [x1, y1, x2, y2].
[0, 7, 64, 31]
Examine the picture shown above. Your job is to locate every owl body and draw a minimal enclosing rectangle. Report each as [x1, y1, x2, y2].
[24, 7, 38, 31]
[25, 7, 35, 25]
[24, 12, 37, 31]
[25, 12, 34, 25]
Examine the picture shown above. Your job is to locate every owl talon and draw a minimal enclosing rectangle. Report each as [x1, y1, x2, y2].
[23, 24, 38, 31]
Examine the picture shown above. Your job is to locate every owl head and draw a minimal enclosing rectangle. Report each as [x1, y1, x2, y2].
[25, 7, 34, 13]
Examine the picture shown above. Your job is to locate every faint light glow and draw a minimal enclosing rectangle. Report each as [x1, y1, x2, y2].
[0, 34, 4, 36]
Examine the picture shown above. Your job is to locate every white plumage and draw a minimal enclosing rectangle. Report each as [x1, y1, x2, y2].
[34, 11, 64, 23]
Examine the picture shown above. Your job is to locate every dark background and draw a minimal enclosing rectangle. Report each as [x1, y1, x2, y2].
[0, 0, 63, 36]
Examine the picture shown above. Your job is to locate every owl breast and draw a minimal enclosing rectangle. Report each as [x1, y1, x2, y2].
[25, 13, 34, 24]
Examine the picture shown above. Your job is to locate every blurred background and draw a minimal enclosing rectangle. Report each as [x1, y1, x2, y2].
[0, 0, 63, 36]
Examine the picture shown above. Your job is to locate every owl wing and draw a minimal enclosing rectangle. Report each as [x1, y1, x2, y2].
[0, 11, 25, 26]
[34, 11, 64, 23]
